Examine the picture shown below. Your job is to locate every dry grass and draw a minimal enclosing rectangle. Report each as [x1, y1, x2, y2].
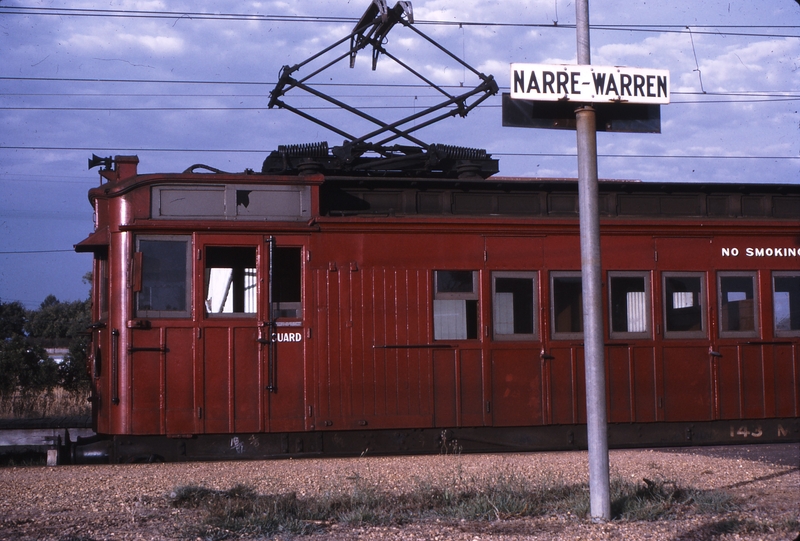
[0, 386, 90, 419]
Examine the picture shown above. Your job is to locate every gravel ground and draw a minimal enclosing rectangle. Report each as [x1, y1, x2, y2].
[0, 443, 797, 541]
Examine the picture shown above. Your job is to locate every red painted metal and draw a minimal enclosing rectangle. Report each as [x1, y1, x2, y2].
[75, 156, 800, 457]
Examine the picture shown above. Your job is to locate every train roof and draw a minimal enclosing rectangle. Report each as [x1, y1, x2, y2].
[85, 155, 799, 223]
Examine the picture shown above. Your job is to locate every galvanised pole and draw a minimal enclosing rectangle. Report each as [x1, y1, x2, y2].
[575, 0, 611, 522]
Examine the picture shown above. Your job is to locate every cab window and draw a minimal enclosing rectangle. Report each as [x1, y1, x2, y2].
[134, 236, 191, 318]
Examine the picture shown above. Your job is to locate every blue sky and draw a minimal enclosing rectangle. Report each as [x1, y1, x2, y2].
[1, 1, 798, 308]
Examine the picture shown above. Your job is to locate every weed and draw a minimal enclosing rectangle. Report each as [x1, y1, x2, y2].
[610, 477, 733, 520]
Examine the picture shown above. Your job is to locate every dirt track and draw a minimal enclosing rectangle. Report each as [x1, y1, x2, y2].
[0, 443, 797, 540]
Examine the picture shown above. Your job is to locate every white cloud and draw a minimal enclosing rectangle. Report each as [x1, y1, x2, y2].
[65, 31, 184, 56]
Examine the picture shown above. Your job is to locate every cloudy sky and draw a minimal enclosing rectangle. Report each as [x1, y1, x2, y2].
[1, 1, 798, 308]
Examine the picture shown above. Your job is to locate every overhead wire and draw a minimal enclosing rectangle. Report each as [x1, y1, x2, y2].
[1, 6, 799, 37]
[1, 6, 798, 163]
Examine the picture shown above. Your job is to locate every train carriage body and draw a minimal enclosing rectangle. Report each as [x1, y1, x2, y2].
[75, 156, 800, 462]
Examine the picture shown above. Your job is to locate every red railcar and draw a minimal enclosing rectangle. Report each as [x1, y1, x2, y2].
[74, 155, 799, 462]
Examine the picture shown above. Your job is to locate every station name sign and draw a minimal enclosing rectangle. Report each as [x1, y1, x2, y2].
[510, 63, 670, 105]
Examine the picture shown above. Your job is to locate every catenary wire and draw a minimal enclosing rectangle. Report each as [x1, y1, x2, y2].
[1, 6, 799, 38]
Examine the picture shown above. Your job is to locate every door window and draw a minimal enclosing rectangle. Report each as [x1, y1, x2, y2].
[609, 272, 651, 339]
[773, 272, 800, 337]
[272, 247, 302, 319]
[718, 272, 758, 338]
[204, 246, 257, 315]
[492, 272, 538, 340]
[551, 272, 583, 339]
[663, 272, 706, 339]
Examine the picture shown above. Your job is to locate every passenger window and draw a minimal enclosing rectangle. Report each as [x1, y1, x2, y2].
[663, 272, 706, 338]
[134, 236, 192, 318]
[551, 272, 583, 339]
[773, 272, 800, 337]
[433, 270, 479, 340]
[492, 272, 538, 341]
[718, 272, 758, 338]
[272, 247, 302, 318]
[205, 247, 257, 315]
[609, 272, 651, 339]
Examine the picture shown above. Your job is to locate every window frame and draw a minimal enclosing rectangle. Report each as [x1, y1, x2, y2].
[433, 270, 479, 341]
[717, 271, 759, 339]
[773, 271, 800, 338]
[270, 246, 303, 320]
[134, 235, 192, 319]
[95, 252, 109, 321]
[203, 245, 259, 318]
[492, 271, 539, 342]
[550, 271, 584, 341]
[662, 271, 707, 339]
[608, 271, 652, 340]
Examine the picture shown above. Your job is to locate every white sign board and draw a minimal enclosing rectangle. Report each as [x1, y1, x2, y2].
[510, 63, 670, 104]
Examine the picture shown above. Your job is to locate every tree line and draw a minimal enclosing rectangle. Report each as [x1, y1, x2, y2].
[0, 278, 91, 417]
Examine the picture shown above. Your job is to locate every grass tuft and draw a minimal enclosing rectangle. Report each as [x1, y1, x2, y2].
[610, 477, 733, 520]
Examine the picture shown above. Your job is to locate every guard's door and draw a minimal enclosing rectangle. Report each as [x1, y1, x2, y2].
[263, 237, 307, 432]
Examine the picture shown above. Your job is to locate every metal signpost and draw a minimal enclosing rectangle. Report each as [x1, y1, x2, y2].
[506, 0, 670, 522]
[574, 0, 610, 521]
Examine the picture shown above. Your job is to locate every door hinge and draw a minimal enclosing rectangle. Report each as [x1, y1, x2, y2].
[197, 407, 203, 419]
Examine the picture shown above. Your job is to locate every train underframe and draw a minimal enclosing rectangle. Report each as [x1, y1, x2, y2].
[70, 417, 800, 464]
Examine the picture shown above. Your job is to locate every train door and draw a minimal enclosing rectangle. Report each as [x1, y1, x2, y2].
[537, 235, 585, 426]
[264, 237, 307, 432]
[655, 237, 714, 422]
[89, 250, 110, 433]
[485, 236, 546, 427]
[197, 234, 306, 435]
[712, 271, 759, 420]
[130, 234, 195, 435]
[603, 236, 659, 425]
